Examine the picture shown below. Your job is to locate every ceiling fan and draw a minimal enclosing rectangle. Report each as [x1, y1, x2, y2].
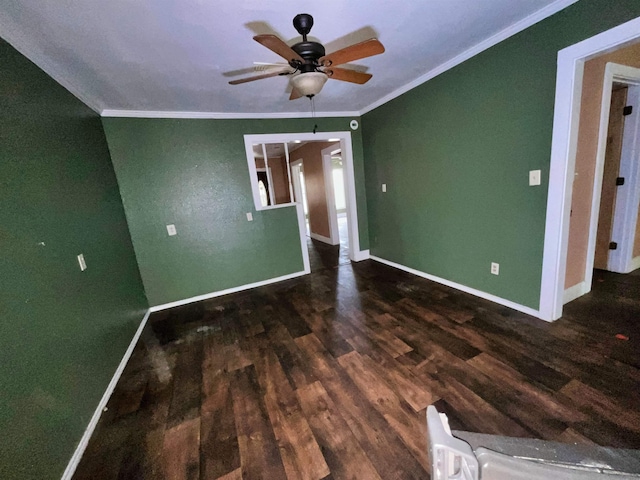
[228, 13, 385, 100]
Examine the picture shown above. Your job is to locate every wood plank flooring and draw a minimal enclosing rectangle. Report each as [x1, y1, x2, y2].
[306, 214, 350, 273]
[73, 264, 640, 479]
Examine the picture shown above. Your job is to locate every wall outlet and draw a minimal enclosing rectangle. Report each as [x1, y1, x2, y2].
[77, 254, 87, 271]
[491, 262, 500, 275]
[382, 183, 387, 192]
[166, 224, 177, 236]
[246, 212, 253, 222]
[529, 170, 541, 186]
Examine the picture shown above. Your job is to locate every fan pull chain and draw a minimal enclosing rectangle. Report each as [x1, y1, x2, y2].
[310, 96, 318, 134]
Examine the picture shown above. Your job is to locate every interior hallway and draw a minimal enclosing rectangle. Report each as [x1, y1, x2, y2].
[307, 213, 350, 272]
[73, 260, 640, 479]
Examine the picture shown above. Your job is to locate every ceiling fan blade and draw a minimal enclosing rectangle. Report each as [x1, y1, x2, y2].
[253, 62, 289, 72]
[320, 38, 385, 67]
[228, 70, 290, 85]
[289, 88, 303, 100]
[325, 67, 372, 84]
[253, 65, 287, 73]
[254, 34, 305, 64]
[253, 61, 289, 66]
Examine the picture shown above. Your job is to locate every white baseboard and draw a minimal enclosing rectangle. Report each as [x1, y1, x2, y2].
[149, 270, 309, 312]
[61, 309, 151, 480]
[310, 232, 339, 245]
[369, 255, 544, 320]
[563, 281, 590, 304]
[352, 249, 370, 262]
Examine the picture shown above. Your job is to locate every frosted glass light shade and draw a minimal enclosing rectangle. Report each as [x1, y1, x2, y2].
[290, 72, 328, 97]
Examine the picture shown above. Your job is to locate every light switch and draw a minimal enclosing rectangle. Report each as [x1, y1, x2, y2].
[529, 170, 541, 186]
[77, 254, 87, 271]
[382, 183, 387, 193]
[166, 224, 177, 236]
[246, 212, 253, 222]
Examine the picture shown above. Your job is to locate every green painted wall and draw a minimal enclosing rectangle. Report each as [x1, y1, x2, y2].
[102, 117, 366, 306]
[362, 0, 640, 309]
[0, 39, 148, 479]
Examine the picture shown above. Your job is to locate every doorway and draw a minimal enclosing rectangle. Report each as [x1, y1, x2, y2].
[541, 16, 640, 321]
[243, 131, 366, 277]
[290, 141, 350, 272]
[562, 60, 640, 306]
[594, 81, 640, 275]
[320, 143, 350, 270]
[329, 148, 349, 263]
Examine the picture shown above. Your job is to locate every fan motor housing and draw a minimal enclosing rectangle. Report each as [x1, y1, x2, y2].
[292, 41, 325, 71]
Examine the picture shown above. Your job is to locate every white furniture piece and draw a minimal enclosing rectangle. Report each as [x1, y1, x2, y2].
[427, 405, 640, 479]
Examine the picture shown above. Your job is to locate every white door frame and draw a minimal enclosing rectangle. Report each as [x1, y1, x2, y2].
[290, 159, 308, 235]
[290, 159, 304, 210]
[243, 131, 367, 267]
[610, 82, 640, 274]
[321, 143, 341, 246]
[540, 16, 640, 321]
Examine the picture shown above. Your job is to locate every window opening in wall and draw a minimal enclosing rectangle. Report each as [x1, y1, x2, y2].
[251, 143, 295, 208]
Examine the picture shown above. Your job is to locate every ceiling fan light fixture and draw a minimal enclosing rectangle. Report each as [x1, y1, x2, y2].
[290, 72, 327, 97]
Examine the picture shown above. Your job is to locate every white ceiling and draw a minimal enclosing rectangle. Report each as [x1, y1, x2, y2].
[0, 0, 576, 116]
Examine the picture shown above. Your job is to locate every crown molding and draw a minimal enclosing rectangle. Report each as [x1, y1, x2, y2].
[359, 0, 580, 115]
[0, 13, 103, 113]
[100, 109, 360, 119]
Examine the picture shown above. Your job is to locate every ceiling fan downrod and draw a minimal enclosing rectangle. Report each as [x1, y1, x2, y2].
[291, 14, 325, 73]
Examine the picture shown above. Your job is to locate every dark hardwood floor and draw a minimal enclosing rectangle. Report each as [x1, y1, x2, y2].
[307, 214, 350, 272]
[73, 263, 640, 480]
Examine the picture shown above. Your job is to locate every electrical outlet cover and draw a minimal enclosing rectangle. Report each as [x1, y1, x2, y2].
[166, 224, 177, 236]
[491, 262, 500, 275]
